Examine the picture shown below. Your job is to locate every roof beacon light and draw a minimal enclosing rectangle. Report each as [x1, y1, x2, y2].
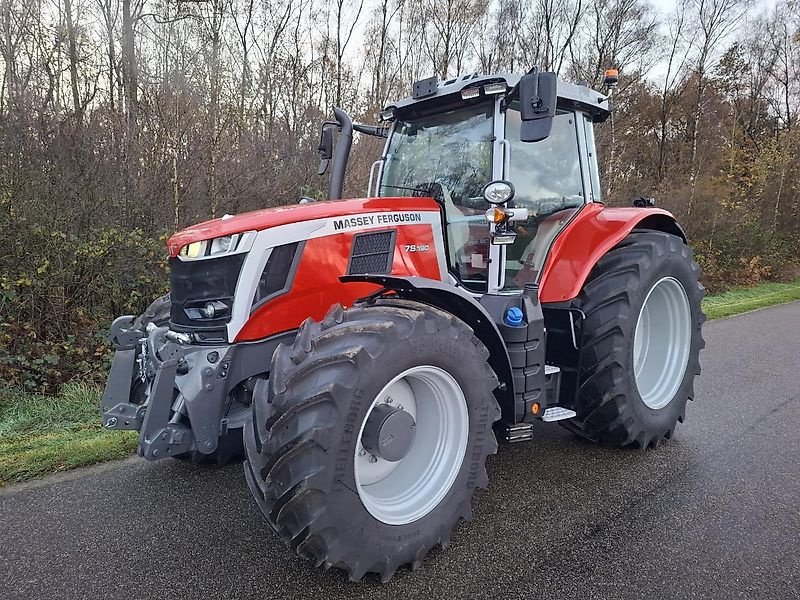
[483, 82, 507, 95]
[461, 87, 481, 100]
[604, 69, 619, 89]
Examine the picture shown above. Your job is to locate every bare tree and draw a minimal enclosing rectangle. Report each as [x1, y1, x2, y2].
[418, 0, 488, 79]
[656, 0, 692, 182]
[685, 0, 752, 215]
[333, 0, 364, 106]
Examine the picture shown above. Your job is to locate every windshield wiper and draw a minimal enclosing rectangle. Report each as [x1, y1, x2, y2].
[380, 184, 444, 199]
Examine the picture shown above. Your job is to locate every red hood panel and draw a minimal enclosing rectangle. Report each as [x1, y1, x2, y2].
[167, 197, 439, 256]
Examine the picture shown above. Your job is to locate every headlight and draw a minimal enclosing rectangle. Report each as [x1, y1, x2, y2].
[210, 235, 233, 255]
[178, 232, 255, 260]
[183, 241, 205, 258]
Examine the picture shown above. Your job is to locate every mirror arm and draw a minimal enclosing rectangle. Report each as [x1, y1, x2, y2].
[501, 66, 539, 112]
[353, 123, 389, 138]
[500, 83, 520, 112]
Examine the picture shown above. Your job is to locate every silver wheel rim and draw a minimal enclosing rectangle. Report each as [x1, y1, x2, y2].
[354, 366, 469, 525]
[633, 276, 692, 410]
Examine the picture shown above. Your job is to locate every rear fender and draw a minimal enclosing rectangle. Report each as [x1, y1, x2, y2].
[340, 275, 515, 417]
[539, 204, 686, 303]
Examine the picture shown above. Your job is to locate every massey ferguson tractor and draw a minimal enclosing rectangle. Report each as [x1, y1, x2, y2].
[101, 69, 705, 582]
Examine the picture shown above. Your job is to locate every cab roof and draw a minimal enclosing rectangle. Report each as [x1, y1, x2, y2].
[385, 72, 611, 122]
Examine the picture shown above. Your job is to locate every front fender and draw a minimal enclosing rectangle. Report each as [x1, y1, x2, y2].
[340, 275, 515, 416]
[539, 204, 686, 303]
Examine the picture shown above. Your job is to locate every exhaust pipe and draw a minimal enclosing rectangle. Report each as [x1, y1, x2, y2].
[328, 107, 353, 200]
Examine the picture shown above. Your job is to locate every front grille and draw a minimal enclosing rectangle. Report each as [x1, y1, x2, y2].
[169, 253, 246, 333]
[347, 230, 395, 275]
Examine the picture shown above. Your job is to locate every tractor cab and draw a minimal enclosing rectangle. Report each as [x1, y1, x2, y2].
[370, 72, 610, 295]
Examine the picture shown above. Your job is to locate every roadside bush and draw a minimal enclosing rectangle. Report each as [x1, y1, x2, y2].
[694, 227, 799, 294]
[0, 204, 168, 393]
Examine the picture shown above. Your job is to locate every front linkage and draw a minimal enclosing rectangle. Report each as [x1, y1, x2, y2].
[100, 315, 244, 460]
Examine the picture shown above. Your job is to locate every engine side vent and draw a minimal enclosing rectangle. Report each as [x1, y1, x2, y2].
[252, 242, 301, 308]
[347, 230, 396, 275]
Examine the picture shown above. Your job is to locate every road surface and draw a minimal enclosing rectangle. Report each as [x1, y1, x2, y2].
[1, 302, 799, 599]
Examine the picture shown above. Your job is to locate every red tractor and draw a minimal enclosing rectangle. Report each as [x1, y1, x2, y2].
[101, 70, 704, 581]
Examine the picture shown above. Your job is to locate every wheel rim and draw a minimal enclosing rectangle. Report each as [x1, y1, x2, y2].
[633, 276, 692, 410]
[354, 366, 469, 525]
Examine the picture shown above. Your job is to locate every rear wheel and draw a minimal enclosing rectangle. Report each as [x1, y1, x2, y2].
[244, 300, 500, 581]
[563, 231, 705, 448]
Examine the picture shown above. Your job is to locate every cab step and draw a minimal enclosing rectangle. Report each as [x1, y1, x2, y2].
[501, 423, 534, 443]
[542, 406, 577, 422]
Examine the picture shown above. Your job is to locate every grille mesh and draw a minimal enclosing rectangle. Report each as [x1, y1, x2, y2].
[348, 231, 394, 275]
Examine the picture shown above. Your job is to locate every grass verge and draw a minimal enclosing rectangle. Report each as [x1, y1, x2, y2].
[1, 279, 798, 486]
[703, 279, 800, 320]
[0, 382, 136, 485]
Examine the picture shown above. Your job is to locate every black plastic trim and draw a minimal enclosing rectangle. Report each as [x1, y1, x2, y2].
[251, 241, 306, 313]
[169, 253, 246, 329]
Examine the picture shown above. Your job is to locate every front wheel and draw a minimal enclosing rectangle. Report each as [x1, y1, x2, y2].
[244, 300, 500, 581]
[563, 231, 705, 448]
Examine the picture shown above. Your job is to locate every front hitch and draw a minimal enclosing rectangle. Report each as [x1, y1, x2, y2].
[100, 317, 233, 460]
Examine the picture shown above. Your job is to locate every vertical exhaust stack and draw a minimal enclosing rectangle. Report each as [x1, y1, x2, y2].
[328, 107, 353, 200]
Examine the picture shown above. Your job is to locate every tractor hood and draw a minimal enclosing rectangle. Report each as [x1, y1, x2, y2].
[167, 197, 439, 257]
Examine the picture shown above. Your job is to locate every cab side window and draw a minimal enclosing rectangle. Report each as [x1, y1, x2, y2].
[505, 108, 584, 213]
[503, 108, 585, 288]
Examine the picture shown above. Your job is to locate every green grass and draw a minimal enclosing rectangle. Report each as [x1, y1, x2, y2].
[703, 279, 800, 320]
[1, 278, 798, 486]
[0, 382, 136, 485]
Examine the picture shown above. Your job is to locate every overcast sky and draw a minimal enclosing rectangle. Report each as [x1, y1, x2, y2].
[643, 0, 780, 82]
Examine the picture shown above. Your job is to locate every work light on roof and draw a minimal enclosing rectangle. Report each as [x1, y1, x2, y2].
[483, 82, 507, 95]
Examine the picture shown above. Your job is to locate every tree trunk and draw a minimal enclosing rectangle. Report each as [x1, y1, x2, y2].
[101, 0, 116, 111]
[121, 0, 138, 219]
[687, 73, 705, 217]
[208, 0, 222, 218]
[63, 0, 81, 121]
[2, 0, 14, 114]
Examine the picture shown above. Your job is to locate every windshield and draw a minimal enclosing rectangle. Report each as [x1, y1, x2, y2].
[378, 102, 494, 201]
[379, 101, 495, 292]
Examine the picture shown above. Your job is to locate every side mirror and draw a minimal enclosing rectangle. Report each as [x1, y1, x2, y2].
[518, 72, 557, 143]
[633, 196, 656, 208]
[318, 125, 334, 175]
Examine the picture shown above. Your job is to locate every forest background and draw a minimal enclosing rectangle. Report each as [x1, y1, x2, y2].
[1, 0, 798, 391]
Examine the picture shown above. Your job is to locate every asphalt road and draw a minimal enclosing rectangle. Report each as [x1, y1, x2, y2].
[2, 302, 799, 600]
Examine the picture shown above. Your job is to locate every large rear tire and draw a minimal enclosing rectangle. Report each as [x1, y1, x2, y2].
[133, 293, 245, 465]
[244, 300, 500, 581]
[563, 231, 705, 448]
